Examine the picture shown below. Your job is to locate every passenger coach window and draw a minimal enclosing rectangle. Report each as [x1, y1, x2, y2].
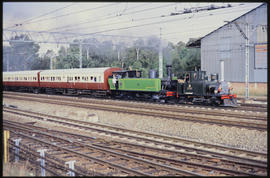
[94, 77, 97, 82]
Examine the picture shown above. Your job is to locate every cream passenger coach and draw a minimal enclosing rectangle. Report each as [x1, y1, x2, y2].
[3, 67, 121, 94]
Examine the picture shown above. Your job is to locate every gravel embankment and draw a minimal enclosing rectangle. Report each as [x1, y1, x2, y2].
[3, 97, 267, 153]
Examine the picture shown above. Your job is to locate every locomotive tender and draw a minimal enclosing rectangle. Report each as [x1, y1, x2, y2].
[3, 66, 237, 107]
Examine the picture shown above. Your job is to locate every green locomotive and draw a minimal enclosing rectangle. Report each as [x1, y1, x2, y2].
[108, 70, 163, 100]
[108, 70, 161, 92]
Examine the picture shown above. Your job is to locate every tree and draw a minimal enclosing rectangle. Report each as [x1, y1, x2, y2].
[51, 36, 200, 79]
[184, 38, 201, 71]
[133, 38, 144, 61]
[55, 46, 67, 69]
[31, 56, 49, 70]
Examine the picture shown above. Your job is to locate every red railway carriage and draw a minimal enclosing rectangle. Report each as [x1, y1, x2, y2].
[39, 67, 121, 90]
[3, 70, 40, 88]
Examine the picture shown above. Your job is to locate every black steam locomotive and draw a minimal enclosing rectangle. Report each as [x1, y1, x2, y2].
[160, 65, 237, 106]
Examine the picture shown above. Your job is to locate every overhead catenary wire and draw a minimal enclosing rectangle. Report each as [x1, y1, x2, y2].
[54, 5, 256, 41]
[10, 4, 254, 45]
[47, 3, 150, 32]
[46, 3, 174, 32]
[55, 3, 253, 36]
[4, 3, 76, 30]
[5, 4, 255, 38]
[3, 3, 262, 46]
[48, 2, 242, 33]
[6, 3, 118, 30]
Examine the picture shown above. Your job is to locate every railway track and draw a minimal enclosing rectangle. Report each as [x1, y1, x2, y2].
[3, 107, 267, 164]
[238, 96, 267, 102]
[3, 93, 267, 131]
[4, 91, 267, 114]
[3, 118, 267, 176]
[238, 104, 267, 112]
[3, 120, 202, 176]
[3, 91, 267, 113]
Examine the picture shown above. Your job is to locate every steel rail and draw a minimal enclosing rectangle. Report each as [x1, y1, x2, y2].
[3, 95, 267, 131]
[5, 123, 201, 176]
[93, 143, 266, 176]
[7, 129, 154, 176]
[3, 91, 267, 114]
[3, 108, 267, 164]
[4, 92, 267, 118]
[4, 120, 267, 176]
[8, 141, 88, 176]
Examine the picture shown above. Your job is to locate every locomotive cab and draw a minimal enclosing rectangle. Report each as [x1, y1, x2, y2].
[177, 71, 207, 96]
[110, 70, 142, 90]
[176, 70, 237, 107]
[111, 70, 142, 79]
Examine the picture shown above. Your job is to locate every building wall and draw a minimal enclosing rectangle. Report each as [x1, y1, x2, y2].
[201, 3, 267, 83]
[230, 82, 267, 96]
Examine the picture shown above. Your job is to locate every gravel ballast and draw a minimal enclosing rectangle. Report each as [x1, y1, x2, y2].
[3, 97, 267, 153]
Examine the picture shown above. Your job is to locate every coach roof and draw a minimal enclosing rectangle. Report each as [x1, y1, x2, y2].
[3, 70, 41, 75]
[39, 67, 112, 75]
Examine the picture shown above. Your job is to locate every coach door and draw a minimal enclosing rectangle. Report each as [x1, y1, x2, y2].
[37, 72, 41, 87]
[98, 75, 102, 89]
[67, 75, 73, 89]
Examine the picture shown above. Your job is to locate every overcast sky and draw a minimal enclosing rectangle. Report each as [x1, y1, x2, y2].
[3, 2, 263, 54]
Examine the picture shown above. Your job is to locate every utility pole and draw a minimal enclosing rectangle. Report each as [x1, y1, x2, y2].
[50, 56, 53, 70]
[117, 50, 120, 61]
[159, 27, 163, 78]
[232, 21, 249, 99]
[136, 48, 139, 61]
[7, 50, 10, 72]
[245, 23, 249, 99]
[86, 47, 89, 60]
[79, 41, 82, 68]
[49, 52, 55, 70]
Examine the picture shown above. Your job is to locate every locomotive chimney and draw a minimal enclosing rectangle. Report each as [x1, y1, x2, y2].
[166, 64, 172, 81]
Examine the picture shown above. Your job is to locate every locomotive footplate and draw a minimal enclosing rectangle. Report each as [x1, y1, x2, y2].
[221, 95, 238, 107]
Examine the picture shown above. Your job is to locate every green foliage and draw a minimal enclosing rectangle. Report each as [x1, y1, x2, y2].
[3, 35, 201, 78]
[53, 37, 200, 78]
[31, 56, 50, 70]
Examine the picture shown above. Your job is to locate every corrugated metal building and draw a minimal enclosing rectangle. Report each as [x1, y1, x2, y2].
[200, 3, 267, 83]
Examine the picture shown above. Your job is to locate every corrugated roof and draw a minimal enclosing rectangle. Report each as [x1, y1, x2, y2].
[186, 3, 266, 48]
